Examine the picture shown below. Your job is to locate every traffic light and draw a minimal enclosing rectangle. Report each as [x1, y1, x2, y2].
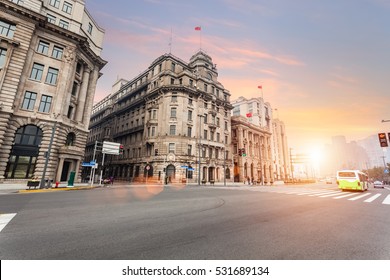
[242, 148, 246, 157]
[378, 133, 388, 147]
[155, 149, 158, 156]
[119, 144, 124, 155]
[238, 148, 242, 156]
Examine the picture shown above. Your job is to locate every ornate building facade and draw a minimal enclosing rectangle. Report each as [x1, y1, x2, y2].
[0, 0, 106, 184]
[231, 96, 287, 184]
[86, 51, 233, 184]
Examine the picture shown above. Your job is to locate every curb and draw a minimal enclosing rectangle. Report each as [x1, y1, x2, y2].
[17, 186, 98, 193]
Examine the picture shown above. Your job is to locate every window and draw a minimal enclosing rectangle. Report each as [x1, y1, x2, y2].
[88, 22, 93, 34]
[37, 40, 49, 55]
[65, 132, 76, 146]
[49, 0, 60, 8]
[170, 78, 175, 85]
[71, 82, 78, 96]
[0, 48, 7, 69]
[170, 107, 177, 118]
[209, 147, 213, 158]
[217, 133, 220, 142]
[67, 106, 73, 119]
[59, 20, 69, 29]
[45, 67, 59, 85]
[152, 110, 157, 119]
[0, 20, 16, 38]
[169, 125, 176, 135]
[38, 95, 52, 113]
[215, 149, 219, 159]
[169, 143, 175, 153]
[210, 131, 214, 141]
[187, 145, 192, 156]
[188, 98, 193, 105]
[171, 62, 175, 72]
[151, 127, 155, 136]
[62, 1, 73, 14]
[203, 129, 207, 139]
[52, 46, 63, 59]
[30, 63, 44, 81]
[187, 126, 192, 137]
[188, 110, 192, 121]
[225, 121, 228, 130]
[204, 83, 208, 92]
[47, 14, 56, 24]
[171, 94, 177, 102]
[216, 117, 220, 127]
[204, 114, 207, 124]
[22, 91, 37, 110]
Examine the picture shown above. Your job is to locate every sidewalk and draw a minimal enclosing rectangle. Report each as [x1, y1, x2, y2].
[0, 182, 94, 194]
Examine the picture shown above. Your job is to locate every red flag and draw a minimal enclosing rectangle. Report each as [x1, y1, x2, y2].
[258, 85, 262, 89]
[246, 112, 252, 117]
[195, 26, 201, 31]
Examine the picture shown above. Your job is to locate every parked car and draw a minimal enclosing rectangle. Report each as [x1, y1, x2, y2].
[373, 181, 384, 188]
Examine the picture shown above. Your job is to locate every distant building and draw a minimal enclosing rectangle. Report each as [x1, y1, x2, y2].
[86, 51, 233, 184]
[0, 0, 106, 184]
[321, 135, 369, 176]
[357, 135, 389, 168]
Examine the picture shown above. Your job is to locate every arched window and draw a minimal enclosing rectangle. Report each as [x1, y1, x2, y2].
[5, 125, 43, 179]
[66, 132, 76, 146]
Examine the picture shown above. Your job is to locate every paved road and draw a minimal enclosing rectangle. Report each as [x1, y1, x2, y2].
[1, 183, 390, 259]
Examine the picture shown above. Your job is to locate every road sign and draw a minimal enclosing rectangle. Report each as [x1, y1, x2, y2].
[102, 141, 121, 155]
[181, 166, 188, 168]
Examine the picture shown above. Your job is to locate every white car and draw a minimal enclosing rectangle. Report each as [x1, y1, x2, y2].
[373, 181, 384, 188]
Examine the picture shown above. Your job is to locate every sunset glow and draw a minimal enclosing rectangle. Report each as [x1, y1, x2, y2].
[86, 0, 390, 153]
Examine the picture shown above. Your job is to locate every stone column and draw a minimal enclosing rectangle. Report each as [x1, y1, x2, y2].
[56, 157, 64, 182]
[75, 66, 91, 123]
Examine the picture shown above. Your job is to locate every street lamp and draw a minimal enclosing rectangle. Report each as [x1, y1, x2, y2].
[197, 114, 203, 185]
[382, 119, 390, 123]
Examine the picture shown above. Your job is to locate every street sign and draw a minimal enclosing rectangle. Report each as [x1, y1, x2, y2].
[181, 166, 188, 168]
[102, 141, 121, 155]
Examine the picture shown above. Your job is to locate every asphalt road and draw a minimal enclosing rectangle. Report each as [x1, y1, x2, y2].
[1, 183, 390, 260]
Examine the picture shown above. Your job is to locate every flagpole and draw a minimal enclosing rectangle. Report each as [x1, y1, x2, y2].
[258, 85, 263, 99]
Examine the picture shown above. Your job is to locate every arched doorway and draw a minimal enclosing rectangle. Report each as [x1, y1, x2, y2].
[208, 167, 215, 181]
[166, 164, 175, 183]
[5, 125, 43, 179]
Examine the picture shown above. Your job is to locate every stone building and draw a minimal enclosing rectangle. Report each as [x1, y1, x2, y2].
[85, 51, 233, 184]
[231, 96, 275, 184]
[272, 118, 291, 181]
[0, 0, 106, 185]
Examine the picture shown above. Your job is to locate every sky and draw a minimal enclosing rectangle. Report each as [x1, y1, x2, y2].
[86, 0, 390, 154]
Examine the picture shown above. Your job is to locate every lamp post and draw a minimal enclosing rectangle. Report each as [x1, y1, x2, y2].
[40, 122, 57, 189]
[198, 114, 203, 185]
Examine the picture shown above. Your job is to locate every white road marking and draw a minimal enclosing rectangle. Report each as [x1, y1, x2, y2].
[0, 213, 17, 232]
[333, 193, 359, 199]
[364, 194, 382, 203]
[348, 193, 372, 201]
[382, 195, 390, 205]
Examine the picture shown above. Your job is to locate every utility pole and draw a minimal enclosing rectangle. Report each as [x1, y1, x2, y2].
[198, 114, 202, 185]
[289, 148, 294, 183]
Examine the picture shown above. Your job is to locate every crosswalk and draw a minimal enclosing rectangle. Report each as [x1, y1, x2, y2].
[211, 186, 390, 205]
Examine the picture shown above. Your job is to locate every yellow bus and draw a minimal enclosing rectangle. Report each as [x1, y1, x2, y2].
[336, 170, 369, 191]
